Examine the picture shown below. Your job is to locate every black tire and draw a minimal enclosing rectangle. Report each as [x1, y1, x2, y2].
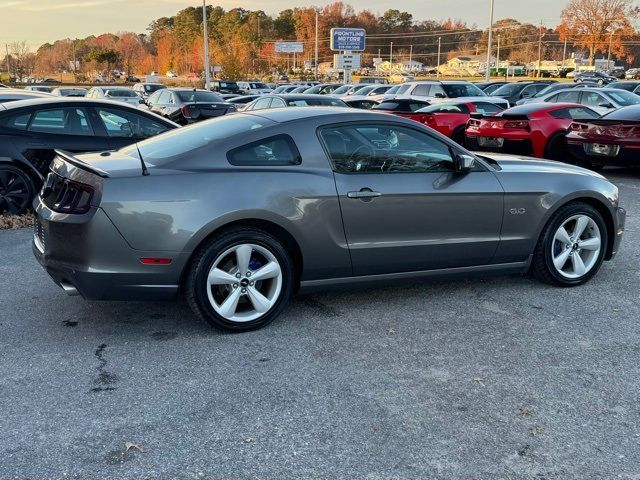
[531, 202, 608, 287]
[544, 133, 568, 161]
[186, 227, 295, 332]
[0, 164, 35, 215]
[451, 127, 466, 146]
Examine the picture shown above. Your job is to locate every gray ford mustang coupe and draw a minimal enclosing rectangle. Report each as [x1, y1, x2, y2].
[33, 107, 626, 331]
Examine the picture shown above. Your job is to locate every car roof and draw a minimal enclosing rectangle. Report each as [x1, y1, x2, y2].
[502, 102, 583, 115]
[166, 87, 216, 92]
[269, 93, 342, 100]
[0, 97, 172, 115]
[134, 82, 164, 86]
[241, 106, 396, 124]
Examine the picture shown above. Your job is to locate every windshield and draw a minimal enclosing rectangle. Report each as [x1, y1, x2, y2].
[385, 85, 401, 95]
[442, 83, 485, 97]
[492, 83, 522, 96]
[176, 91, 224, 103]
[249, 83, 268, 89]
[122, 115, 268, 166]
[331, 85, 354, 95]
[105, 89, 137, 98]
[144, 84, 165, 93]
[534, 84, 567, 98]
[355, 86, 376, 96]
[417, 104, 464, 113]
[605, 90, 640, 106]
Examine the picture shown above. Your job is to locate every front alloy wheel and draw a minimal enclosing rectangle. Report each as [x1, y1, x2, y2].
[0, 165, 35, 215]
[532, 202, 608, 287]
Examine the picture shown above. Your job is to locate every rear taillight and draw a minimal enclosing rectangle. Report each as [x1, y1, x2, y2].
[421, 114, 435, 126]
[41, 172, 94, 214]
[504, 120, 529, 130]
[181, 106, 201, 119]
[570, 122, 588, 132]
[467, 119, 481, 128]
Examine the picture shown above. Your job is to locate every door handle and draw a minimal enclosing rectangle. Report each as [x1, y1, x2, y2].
[347, 189, 382, 199]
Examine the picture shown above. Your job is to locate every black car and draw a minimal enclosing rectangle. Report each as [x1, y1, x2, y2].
[474, 81, 509, 95]
[242, 94, 347, 111]
[342, 98, 379, 109]
[605, 81, 640, 94]
[210, 80, 242, 94]
[490, 81, 555, 105]
[0, 98, 178, 214]
[145, 88, 236, 125]
[574, 71, 617, 85]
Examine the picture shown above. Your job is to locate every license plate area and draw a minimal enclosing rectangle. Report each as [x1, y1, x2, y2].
[478, 136, 505, 148]
[585, 143, 620, 157]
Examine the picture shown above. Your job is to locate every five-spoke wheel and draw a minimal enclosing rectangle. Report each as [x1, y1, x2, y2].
[532, 202, 608, 286]
[186, 227, 294, 331]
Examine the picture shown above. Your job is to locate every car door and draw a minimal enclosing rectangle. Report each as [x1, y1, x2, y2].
[319, 122, 504, 276]
[150, 90, 171, 116]
[92, 106, 174, 149]
[10, 106, 109, 177]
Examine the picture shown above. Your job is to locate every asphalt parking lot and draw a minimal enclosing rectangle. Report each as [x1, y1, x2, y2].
[1, 169, 639, 480]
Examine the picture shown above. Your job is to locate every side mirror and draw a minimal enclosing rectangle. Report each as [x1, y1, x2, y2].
[598, 102, 613, 109]
[455, 154, 475, 172]
[434, 92, 446, 98]
[521, 91, 531, 98]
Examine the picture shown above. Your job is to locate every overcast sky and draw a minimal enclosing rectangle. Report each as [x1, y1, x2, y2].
[1, 0, 567, 48]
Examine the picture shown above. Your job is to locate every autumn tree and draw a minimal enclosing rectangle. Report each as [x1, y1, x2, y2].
[558, 0, 640, 65]
[116, 32, 145, 75]
[8, 42, 36, 81]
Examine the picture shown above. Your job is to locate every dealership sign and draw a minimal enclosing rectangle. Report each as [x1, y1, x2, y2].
[330, 28, 366, 51]
[275, 42, 304, 53]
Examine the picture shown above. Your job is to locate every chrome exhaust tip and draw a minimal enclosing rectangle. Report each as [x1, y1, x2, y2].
[60, 281, 79, 296]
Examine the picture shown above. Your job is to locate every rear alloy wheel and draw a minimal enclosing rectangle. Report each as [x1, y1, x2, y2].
[545, 134, 567, 161]
[532, 202, 607, 286]
[186, 227, 294, 331]
[0, 165, 35, 215]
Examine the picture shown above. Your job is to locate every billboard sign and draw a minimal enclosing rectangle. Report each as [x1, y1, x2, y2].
[275, 42, 304, 53]
[330, 28, 366, 51]
[334, 54, 361, 69]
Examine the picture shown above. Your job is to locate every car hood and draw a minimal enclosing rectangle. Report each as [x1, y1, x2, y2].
[475, 152, 606, 178]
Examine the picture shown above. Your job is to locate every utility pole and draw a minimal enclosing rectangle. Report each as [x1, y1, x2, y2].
[562, 38, 567, 68]
[202, 0, 211, 90]
[314, 8, 319, 80]
[537, 20, 543, 78]
[390, 42, 393, 64]
[485, 0, 495, 81]
[607, 28, 614, 70]
[5, 44, 9, 77]
[409, 44, 413, 71]
[437, 37, 441, 78]
[496, 34, 500, 77]
[71, 40, 77, 82]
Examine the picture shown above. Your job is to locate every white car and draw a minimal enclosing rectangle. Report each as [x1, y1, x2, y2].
[343, 84, 394, 101]
[85, 86, 143, 106]
[538, 87, 640, 115]
[166, 71, 178, 78]
[389, 80, 510, 108]
[236, 81, 272, 94]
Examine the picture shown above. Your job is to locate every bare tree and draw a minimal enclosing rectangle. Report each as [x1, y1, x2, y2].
[9, 41, 36, 81]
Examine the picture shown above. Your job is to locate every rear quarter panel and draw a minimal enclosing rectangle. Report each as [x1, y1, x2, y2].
[99, 121, 352, 281]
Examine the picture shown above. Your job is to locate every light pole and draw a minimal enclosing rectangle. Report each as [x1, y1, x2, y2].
[485, 0, 495, 81]
[390, 42, 393, 64]
[607, 28, 615, 70]
[496, 34, 500, 77]
[314, 8, 319, 81]
[202, 0, 210, 90]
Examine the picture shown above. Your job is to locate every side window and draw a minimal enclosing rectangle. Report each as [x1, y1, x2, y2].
[472, 102, 500, 114]
[582, 92, 605, 108]
[430, 85, 447, 98]
[251, 98, 272, 110]
[548, 108, 571, 119]
[28, 108, 93, 135]
[412, 84, 430, 97]
[156, 90, 171, 104]
[320, 124, 454, 174]
[556, 91, 580, 103]
[521, 85, 538, 97]
[270, 98, 286, 108]
[409, 102, 428, 112]
[227, 135, 301, 166]
[0, 111, 32, 130]
[568, 107, 599, 119]
[97, 108, 170, 139]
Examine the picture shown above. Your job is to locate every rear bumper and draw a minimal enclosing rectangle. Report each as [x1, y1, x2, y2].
[32, 198, 185, 301]
[567, 142, 640, 166]
[466, 135, 534, 156]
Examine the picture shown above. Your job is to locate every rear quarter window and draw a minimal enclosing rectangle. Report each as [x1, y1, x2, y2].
[227, 135, 301, 166]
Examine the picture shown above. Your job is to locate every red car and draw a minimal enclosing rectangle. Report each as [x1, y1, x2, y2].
[465, 103, 599, 160]
[567, 105, 640, 170]
[408, 101, 505, 144]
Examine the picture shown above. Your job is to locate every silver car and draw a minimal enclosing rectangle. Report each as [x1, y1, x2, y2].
[33, 108, 626, 331]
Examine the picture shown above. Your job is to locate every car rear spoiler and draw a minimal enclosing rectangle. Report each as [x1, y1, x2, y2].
[470, 112, 528, 120]
[54, 149, 110, 178]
